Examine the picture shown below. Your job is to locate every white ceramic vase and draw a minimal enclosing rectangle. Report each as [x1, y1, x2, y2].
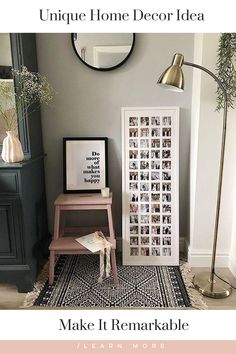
[1, 130, 24, 163]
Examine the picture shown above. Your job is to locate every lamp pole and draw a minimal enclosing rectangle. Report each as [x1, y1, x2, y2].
[157, 54, 232, 297]
[184, 61, 230, 297]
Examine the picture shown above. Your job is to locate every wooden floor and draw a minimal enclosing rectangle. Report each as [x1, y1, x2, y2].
[0, 267, 236, 309]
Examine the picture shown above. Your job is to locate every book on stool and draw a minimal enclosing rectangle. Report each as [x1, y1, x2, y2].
[76, 231, 112, 284]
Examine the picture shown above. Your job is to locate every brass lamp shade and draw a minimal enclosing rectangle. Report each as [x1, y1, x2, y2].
[157, 53, 184, 92]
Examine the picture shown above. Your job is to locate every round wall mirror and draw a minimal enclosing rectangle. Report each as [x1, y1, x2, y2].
[71, 33, 135, 71]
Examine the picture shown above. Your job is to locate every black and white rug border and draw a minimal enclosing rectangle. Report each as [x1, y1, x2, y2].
[22, 256, 207, 309]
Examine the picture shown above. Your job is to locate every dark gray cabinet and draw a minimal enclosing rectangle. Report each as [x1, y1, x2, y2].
[0, 34, 49, 292]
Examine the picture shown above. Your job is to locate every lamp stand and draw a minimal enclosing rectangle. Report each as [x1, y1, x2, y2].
[184, 61, 232, 298]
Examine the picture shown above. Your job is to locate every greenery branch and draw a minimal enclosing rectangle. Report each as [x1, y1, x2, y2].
[216, 33, 236, 111]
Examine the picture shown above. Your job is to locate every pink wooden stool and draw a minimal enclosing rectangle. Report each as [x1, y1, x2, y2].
[49, 192, 118, 285]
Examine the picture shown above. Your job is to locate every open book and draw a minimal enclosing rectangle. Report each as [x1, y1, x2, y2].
[75, 231, 108, 253]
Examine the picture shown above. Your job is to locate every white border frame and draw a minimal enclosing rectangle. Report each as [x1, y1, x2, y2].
[122, 107, 179, 265]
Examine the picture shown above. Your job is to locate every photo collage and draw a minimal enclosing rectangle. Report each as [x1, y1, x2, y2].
[128, 115, 172, 258]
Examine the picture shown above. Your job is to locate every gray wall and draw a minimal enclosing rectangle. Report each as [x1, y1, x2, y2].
[36, 33, 194, 240]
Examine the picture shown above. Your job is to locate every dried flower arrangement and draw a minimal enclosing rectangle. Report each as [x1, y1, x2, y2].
[0, 66, 54, 131]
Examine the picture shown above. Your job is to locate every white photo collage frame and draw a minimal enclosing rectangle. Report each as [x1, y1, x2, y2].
[122, 107, 179, 265]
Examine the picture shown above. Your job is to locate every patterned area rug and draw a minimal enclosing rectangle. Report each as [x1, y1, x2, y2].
[22, 254, 208, 308]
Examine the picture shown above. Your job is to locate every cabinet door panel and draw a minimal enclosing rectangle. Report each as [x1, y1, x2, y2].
[0, 198, 23, 264]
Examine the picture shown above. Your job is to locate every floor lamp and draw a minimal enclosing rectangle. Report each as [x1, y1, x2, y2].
[157, 53, 232, 298]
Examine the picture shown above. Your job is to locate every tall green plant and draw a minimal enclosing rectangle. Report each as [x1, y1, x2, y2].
[216, 33, 236, 111]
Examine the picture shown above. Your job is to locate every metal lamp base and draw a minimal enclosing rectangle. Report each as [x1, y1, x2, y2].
[193, 271, 232, 299]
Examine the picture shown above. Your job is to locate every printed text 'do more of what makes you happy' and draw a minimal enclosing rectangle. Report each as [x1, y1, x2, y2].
[39, 9, 205, 24]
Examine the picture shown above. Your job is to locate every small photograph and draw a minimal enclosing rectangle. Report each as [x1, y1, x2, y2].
[151, 203, 160, 213]
[151, 139, 160, 148]
[140, 182, 149, 192]
[163, 247, 171, 256]
[140, 128, 149, 137]
[140, 193, 149, 202]
[141, 226, 149, 235]
[140, 150, 149, 159]
[163, 236, 171, 245]
[162, 116, 172, 126]
[163, 226, 171, 235]
[162, 193, 171, 202]
[130, 247, 139, 256]
[140, 116, 149, 126]
[140, 171, 149, 181]
[151, 128, 160, 137]
[130, 193, 139, 202]
[129, 150, 138, 159]
[151, 247, 161, 256]
[130, 215, 138, 224]
[162, 139, 171, 148]
[129, 161, 138, 170]
[141, 247, 150, 256]
[141, 215, 150, 224]
[162, 204, 171, 213]
[162, 128, 171, 137]
[130, 225, 139, 234]
[129, 128, 138, 137]
[129, 139, 138, 148]
[130, 204, 138, 213]
[141, 204, 149, 213]
[151, 161, 160, 170]
[162, 161, 171, 170]
[162, 171, 171, 180]
[162, 182, 171, 191]
[140, 139, 149, 148]
[129, 172, 138, 181]
[163, 215, 171, 224]
[141, 236, 150, 245]
[151, 236, 161, 246]
[151, 116, 160, 126]
[140, 160, 149, 170]
[129, 182, 138, 191]
[130, 236, 139, 245]
[151, 225, 160, 235]
[162, 149, 171, 159]
[151, 171, 160, 180]
[151, 150, 160, 159]
[151, 214, 160, 224]
[151, 193, 160, 202]
[151, 182, 160, 192]
[129, 116, 138, 126]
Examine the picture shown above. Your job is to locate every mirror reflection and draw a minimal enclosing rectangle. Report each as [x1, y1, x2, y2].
[0, 33, 17, 144]
[72, 33, 135, 70]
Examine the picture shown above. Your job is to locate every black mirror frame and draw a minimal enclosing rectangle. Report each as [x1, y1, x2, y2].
[71, 33, 135, 71]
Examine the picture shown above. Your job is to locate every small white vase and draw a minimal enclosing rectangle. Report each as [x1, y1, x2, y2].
[1, 130, 24, 163]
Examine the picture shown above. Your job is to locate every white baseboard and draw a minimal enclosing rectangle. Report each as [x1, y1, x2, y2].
[229, 256, 236, 278]
[188, 246, 230, 267]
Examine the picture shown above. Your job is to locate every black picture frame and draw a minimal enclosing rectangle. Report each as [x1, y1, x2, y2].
[63, 137, 108, 193]
[71, 33, 135, 72]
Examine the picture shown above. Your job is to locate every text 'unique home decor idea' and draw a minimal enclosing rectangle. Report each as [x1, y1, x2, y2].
[122, 107, 179, 265]
[63, 137, 108, 193]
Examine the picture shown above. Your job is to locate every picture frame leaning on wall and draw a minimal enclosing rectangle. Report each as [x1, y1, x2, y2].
[63, 137, 108, 193]
[122, 107, 179, 266]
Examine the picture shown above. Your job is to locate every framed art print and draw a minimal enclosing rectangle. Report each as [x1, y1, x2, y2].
[122, 107, 179, 265]
[63, 137, 108, 193]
